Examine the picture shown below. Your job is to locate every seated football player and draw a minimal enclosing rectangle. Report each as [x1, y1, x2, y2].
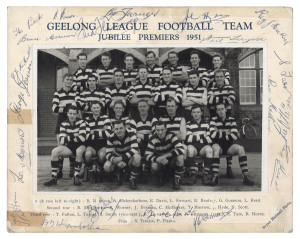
[130, 99, 157, 183]
[85, 101, 111, 183]
[104, 120, 141, 190]
[145, 121, 185, 190]
[52, 73, 81, 179]
[44, 106, 86, 187]
[185, 105, 214, 185]
[209, 102, 255, 186]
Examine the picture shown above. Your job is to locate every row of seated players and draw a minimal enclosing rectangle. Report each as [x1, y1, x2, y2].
[44, 99, 254, 190]
[53, 65, 234, 129]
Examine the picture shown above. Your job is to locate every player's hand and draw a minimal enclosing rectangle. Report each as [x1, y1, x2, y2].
[113, 156, 122, 164]
[161, 158, 168, 165]
[137, 138, 141, 143]
[117, 161, 127, 169]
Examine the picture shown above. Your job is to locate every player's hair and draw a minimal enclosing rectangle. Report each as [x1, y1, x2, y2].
[124, 53, 135, 61]
[114, 68, 124, 76]
[67, 105, 78, 113]
[188, 69, 199, 77]
[63, 73, 74, 81]
[77, 53, 87, 60]
[214, 69, 225, 77]
[215, 101, 226, 109]
[101, 51, 111, 59]
[190, 50, 200, 58]
[162, 66, 173, 73]
[90, 101, 102, 108]
[191, 104, 203, 112]
[168, 51, 178, 57]
[138, 64, 149, 72]
[155, 120, 166, 128]
[88, 74, 97, 80]
[137, 99, 149, 106]
[166, 97, 177, 105]
[112, 120, 125, 128]
[145, 51, 156, 58]
[113, 100, 125, 108]
[212, 54, 223, 61]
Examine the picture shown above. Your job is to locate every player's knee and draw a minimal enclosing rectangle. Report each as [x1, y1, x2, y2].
[237, 146, 245, 156]
[103, 161, 113, 173]
[51, 148, 59, 157]
[85, 150, 93, 160]
[98, 149, 106, 161]
[132, 154, 141, 166]
[176, 155, 184, 166]
[151, 163, 158, 172]
[206, 147, 213, 157]
[76, 147, 85, 156]
[187, 145, 196, 157]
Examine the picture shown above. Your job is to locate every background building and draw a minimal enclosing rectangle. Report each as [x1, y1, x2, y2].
[37, 47, 263, 153]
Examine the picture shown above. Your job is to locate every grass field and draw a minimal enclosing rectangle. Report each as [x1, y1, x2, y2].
[37, 153, 262, 192]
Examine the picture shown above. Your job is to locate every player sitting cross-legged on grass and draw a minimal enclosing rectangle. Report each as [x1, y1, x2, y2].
[44, 106, 86, 187]
[145, 121, 185, 190]
[209, 102, 255, 186]
[104, 120, 141, 190]
[84, 101, 111, 184]
[185, 105, 214, 186]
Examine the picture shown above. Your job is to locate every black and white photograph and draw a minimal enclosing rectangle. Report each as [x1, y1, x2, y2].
[35, 46, 265, 192]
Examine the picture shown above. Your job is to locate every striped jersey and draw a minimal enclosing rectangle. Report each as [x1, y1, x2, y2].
[159, 114, 184, 136]
[208, 84, 235, 109]
[128, 79, 154, 101]
[79, 88, 106, 115]
[187, 66, 209, 87]
[183, 83, 207, 110]
[73, 67, 98, 92]
[59, 118, 86, 145]
[145, 133, 185, 163]
[153, 81, 183, 107]
[207, 68, 230, 89]
[169, 64, 185, 77]
[146, 64, 162, 86]
[52, 88, 80, 113]
[97, 66, 116, 85]
[129, 115, 157, 140]
[123, 68, 138, 87]
[85, 115, 111, 142]
[186, 120, 212, 144]
[106, 130, 139, 162]
[110, 116, 131, 129]
[209, 116, 238, 143]
[105, 83, 130, 108]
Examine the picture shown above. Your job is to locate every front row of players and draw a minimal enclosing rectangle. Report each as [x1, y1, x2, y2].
[44, 100, 254, 190]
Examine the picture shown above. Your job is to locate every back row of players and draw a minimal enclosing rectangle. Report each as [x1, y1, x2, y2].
[44, 50, 254, 190]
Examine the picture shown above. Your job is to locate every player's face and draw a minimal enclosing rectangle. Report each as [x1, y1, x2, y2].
[63, 76, 74, 88]
[101, 56, 111, 68]
[212, 57, 222, 68]
[191, 108, 202, 121]
[114, 123, 126, 138]
[162, 69, 172, 84]
[114, 103, 124, 117]
[124, 57, 134, 68]
[156, 125, 167, 140]
[216, 104, 227, 118]
[215, 72, 225, 87]
[146, 53, 155, 66]
[190, 54, 200, 66]
[91, 104, 101, 116]
[189, 74, 199, 86]
[78, 56, 87, 69]
[139, 68, 148, 80]
[166, 101, 177, 115]
[67, 109, 77, 123]
[138, 102, 149, 115]
[168, 53, 178, 66]
[88, 77, 97, 89]
[114, 72, 124, 84]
